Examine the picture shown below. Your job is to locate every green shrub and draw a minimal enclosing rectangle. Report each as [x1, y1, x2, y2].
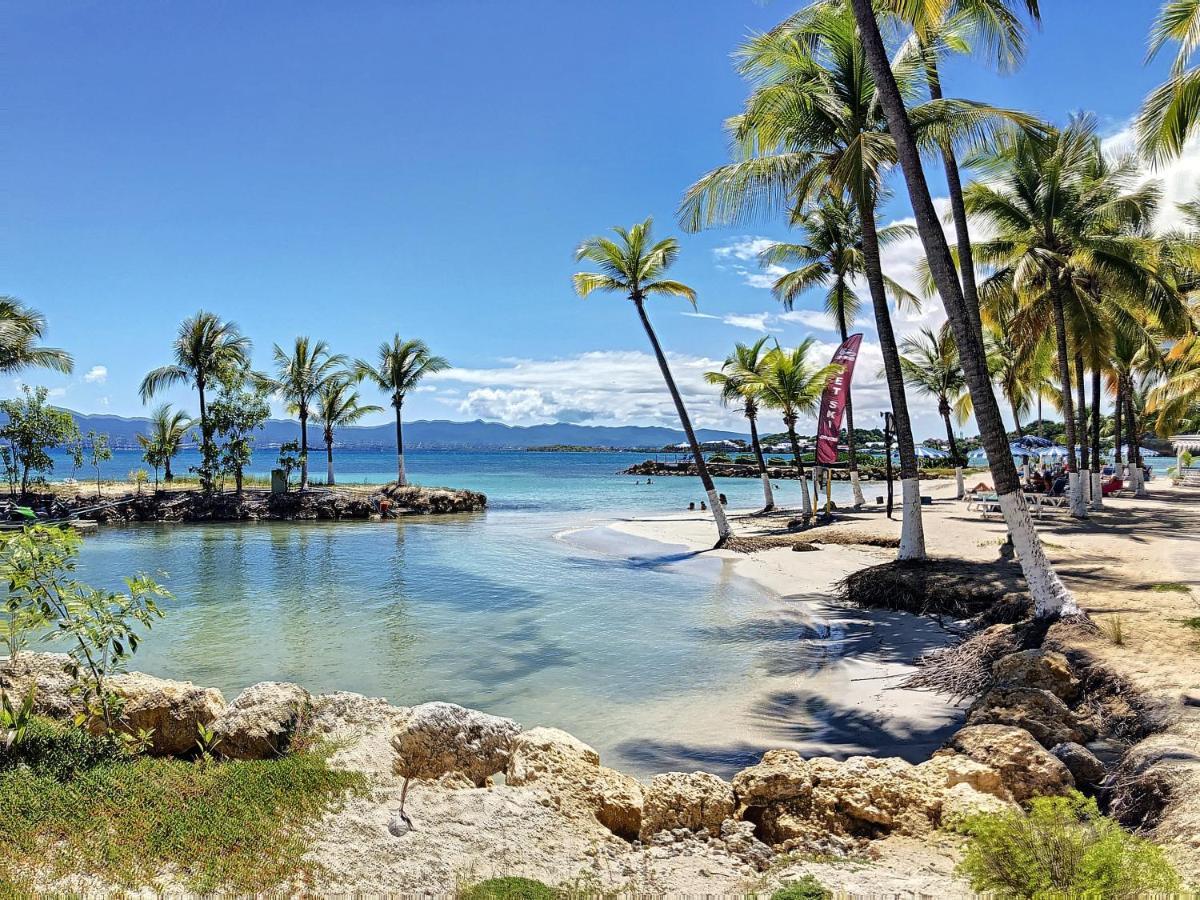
[708, 453, 732, 463]
[0, 715, 128, 781]
[460, 877, 558, 900]
[733, 454, 757, 465]
[771, 875, 831, 900]
[956, 792, 1180, 898]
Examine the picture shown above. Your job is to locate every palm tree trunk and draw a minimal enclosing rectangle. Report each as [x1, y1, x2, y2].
[326, 436, 336, 486]
[1113, 380, 1124, 465]
[395, 403, 407, 486]
[299, 407, 310, 490]
[164, 456, 173, 482]
[858, 200, 924, 559]
[746, 406, 774, 512]
[1127, 386, 1147, 496]
[1037, 393, 1044, 437]
[633, 296, 731, 544]
[1051, 292, 1085, 517]
[197, 378, 211, 492]
[786, 421, 813, 519]
[847, 0, 1076, 617]
[1075, 354, 1089, 473]
[836, 292, 865, 507]
[1011, 398, 1024, 438]
[1090, 364, 1103, 508]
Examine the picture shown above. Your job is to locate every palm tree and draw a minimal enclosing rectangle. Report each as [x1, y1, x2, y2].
[751, 339, 841, 520]
[261, 337, 346, 490]
[572, 218, 732, 545]
[0, 296, 74, 377]
[314, 376, 382, 486]
[1137, 0, 1200, 162]
[846, 0, 1077, 617]
[758, 195, 919, 507]
[355, 336, 449, 487]
[899, 324, 972, 472]
[705, 337, 776, 512]
[136, 403, 193, 488]
[139, 311, 252, 491]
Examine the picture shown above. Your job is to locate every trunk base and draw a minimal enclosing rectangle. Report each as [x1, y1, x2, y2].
[898, 477, 926, 561]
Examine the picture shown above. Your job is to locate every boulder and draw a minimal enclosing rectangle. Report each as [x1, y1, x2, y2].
[505, 726, 642, 841]
[967, 687, 1090, 748]
[943, 724, 1073, 803]
[105, 671, 227, 756]
[992, 649, 1079, 701]
[913, 752, 1010, 801]
[640, 771, 735, 841]
[212, 681, 311, 760]
[732, 748, 812, 808]
[0, 652, 78, 719]
[1051, 742, 1106, 788]
[391, 702, 520, 786]
[807, 756, 941, 834]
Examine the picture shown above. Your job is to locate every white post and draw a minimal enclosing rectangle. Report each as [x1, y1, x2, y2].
[898, 477, 926, 560]
[1068, 471, 1088, 518]
[955, 466, 965, 500]
[705, 487, 732, 540]
[1089, 471, 1103, 509]
[798, 474, 813, 518]
[850, 470, 865, 508]
[760, 472, 775, 510]
[1134, 464, 1148, 497]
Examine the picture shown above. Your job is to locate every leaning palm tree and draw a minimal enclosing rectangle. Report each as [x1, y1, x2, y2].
[260, 337, 346, 490]
[899, 324, 972, 496]
[573, 218, 732, 545]
[136, 403, 193, 486]
[705, 337, 776, 512]
[0, 296, 74, 377]
[139, 311, 252, 491]
[750, 339, 841, 521]
[355, 336, 449, 487]
[1137, 0, 1200, 162]
[314, 376, 382, 486]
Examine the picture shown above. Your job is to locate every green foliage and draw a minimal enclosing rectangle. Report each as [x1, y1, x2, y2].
[83, 430, 112, 498]
[1151, 581, 1192, 593]
[956, 792, 1180, 899]
[459, 876, 558, 900]
[770, 875, 832, 900]
[708, 452, 732, 463]
[0, 715, 128, 781]
[276, 440, 303, 490]
[1, 687, 36, 751]
[0, 745, 365, 892]
[0, 386, 82, 496]
[1180, 616, 1200, 631]
[209, 380, 270, 492]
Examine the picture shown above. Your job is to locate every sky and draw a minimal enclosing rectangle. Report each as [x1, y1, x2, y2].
[4, 0, 1198, 439]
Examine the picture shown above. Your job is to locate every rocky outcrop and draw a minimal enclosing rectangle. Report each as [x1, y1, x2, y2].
[212, 681, 311, 760]
[966, 686, 1091, 748]
[375, 484, 487, 515]
[943, 724, 1074, 803]
[0, 652, 80, 719]
[505, 726, 643, 841]
[640, 771, 736, 841]
[391, 702, 521, 786]
[1051, 741, 1106, 788]
[992, 649, 1079, 701]
[104, 671, 227, 756]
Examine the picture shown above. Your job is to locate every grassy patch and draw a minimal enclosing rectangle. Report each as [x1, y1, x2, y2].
[459, 877, 558, 900]
[1150, 582, 1192, 593]
[1180, 617, 1200, 631]
[0, 722, 365, 893]
[1099, 614, 1128, 646]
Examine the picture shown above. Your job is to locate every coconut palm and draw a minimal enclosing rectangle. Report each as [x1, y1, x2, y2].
[758, 195, 919, 506]
[136, 403, 193, 487]
[750, 339, 841, 520]
[1137, 0, 1200, 162]
[260, 337, 346, 490]
[0, 296, 73, 378]
[355, 336, 449, 487]
[900, 323, 972, 468]
[705, 337, 777, 512]
[845, 0, 1076, 617]
[139, 311, 252, 491]
[314, 375, 382, 486]
[573, 218, 732, 544]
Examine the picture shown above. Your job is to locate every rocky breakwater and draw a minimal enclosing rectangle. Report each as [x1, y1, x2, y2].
[623, 460, 889, 481]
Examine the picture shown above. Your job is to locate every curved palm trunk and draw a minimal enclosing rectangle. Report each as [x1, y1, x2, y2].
[848, 0, 1076, 617]
[836, 292, 865, 507]
[299, 406, 310, 490]
[746, 405, 775, 512]
[858, 202, 925, 559]
[633, 297, 731, 544]
[394, 403, 407, 486]
[164, 455, 174, 482]
[1127, 388, 1147, 497]
[785, 420, 813, 519]
[1074, 354, 1092, 509]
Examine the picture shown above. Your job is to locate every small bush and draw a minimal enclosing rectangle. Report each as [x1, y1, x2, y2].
[956, 792, 1180, 898]
[1099, 614, 1127, 646]
[771, 874, 831, 900]
[1181, 616, 1200, 631]
[708, 453, 732, 463]
[460, 877, 558, 900]
[0, 716, 128, 781]
[1151, 582, 1191, 593]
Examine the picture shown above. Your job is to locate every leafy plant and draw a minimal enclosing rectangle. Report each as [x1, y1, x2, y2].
[771, 875, 832, 900]
[208, 376, 270, 494]
[956, 792, 1180, 898]
[1151, 582, 1192, 593]
[129, 468, 149, 496]
[0, 386, 83, 496]
[276, 441, 303, 491]
[1, 687, 36, 751]
[83, 430, 112, 499]
[458, 877, 558, 900]
[196, 721, 223, 763]
[0, 715, 127, 781]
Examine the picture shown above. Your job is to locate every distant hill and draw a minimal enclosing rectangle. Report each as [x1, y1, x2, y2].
[31, 410, 748, 451]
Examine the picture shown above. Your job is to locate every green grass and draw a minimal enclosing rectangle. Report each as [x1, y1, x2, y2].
[1150, 582, 1193, 593]
[0, 722, 366, 893]
[459, 877, 558, 900]
[1180, 617, 1200, 631]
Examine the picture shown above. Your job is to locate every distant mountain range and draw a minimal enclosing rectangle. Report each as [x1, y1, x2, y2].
[41, 411, 749, 451]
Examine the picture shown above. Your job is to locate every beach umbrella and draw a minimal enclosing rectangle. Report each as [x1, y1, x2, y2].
[1139, 447, 1161, 458]
[1011, 435, 1056, 451]
[967, 448, 990, 465]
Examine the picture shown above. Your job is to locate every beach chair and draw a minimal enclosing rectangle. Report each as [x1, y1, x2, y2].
[966, 492, 1002, 518]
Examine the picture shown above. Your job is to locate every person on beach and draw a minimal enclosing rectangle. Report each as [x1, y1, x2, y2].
[700, 501, 707, 511]
[688, 502, 695, 510]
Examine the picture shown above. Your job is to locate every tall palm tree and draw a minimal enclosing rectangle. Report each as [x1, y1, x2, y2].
[751, 339, 841, 520]
[572, 218, 732, 545]
[846, 0, 1076, 617]
[136, 403, 193, 486]
[140, 311, 252, 491]
[261, 337, 346, 490]
[314, 376, 382, 486]
[757, 196, 919, 507]
[705, 337, 776, 512]
[355, 336, 449, 487]
[0, 296, 74, 377]
[899, 323, 971, 469]
[1137, 0, 1200, 162]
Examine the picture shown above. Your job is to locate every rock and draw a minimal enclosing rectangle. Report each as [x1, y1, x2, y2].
[105, 671, 227, 756]
[913, 752, 1010, 801]
[1050, 742, 1106, 788]
[943, 725, 1074, 803]
[212, 681, 311, 760]
[0, 652, 79, 719]
[807, 756, 941, 834]
[992, 649, 1079, 701]
[967, 687, 1089, 748]
[732, 749, 812, 808]
[387, 808, 413, 837]
[391, 702, 520, 786]
[719, 819, 774, 871]
[640, 771, 736, 841]
[939, 782, 1013, 824]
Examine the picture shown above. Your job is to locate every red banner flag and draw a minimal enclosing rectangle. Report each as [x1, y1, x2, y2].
[815, 333, 863, 465]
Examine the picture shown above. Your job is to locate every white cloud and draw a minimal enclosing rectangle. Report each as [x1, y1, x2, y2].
[778, 309, 872, 332]
[1101, 125, 1200, 231]
[712, 236, 790, 289]
[684, 311, 779, 331]
[83, 365, 107, 384]
[713, 236, 778, 262]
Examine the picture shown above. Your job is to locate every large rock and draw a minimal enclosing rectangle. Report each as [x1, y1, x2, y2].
[390, 702, 520, 786]
[1051, 742, 1106, 788]
[105, 671, 227, 756]
[967, 687, 1089, 748]
[807, 756, 942, 834]
[505, 726, 643, 841]
[913, 752, 1010, 800]
[992, 649, 1079, 701]
[640, 771, 735, 841]
[732, 748, 812, 808]
[212, 681, 311, 760]
[0, 652, 79, 718]
[943, 725, 1074, 803]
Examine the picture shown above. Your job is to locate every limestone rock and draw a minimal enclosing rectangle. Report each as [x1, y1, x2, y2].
[212, 681, 311, 760]
[967, 687, 1089, 748]
[943, 724, 1073, 803]
[807, 756, 941, 834]
[719, 819, 774, 871]
[391, 702, 520, 786]
[0, 652, 78, 718]
[939, 782, 1013, 824]
[105, 671, 227, 756]
[732, 749, 812, 808]
[992, 649, 1079, 701]
[1051, 742, 1106, 788]
[640, 771, 735, 841]
[913, 752, 1010, 801]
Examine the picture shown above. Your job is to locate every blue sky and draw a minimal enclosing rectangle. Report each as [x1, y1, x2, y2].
[5, 0, 1196, 438]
